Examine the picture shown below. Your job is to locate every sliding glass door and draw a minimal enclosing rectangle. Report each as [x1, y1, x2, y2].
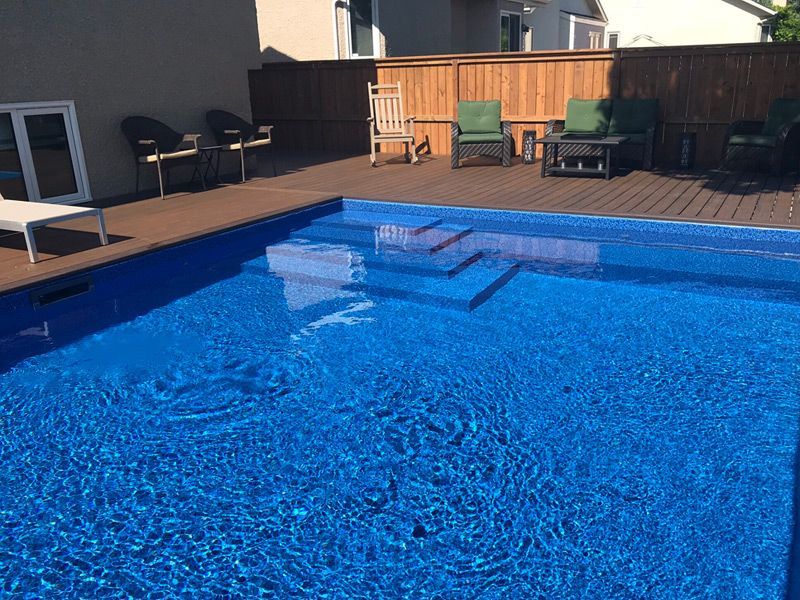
[0, 102, 90, 204]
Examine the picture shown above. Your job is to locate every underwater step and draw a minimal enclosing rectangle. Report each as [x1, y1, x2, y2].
[246, 252, 520, 312]
[265, 239, 484, 279]
[291, 223, 473, 255]
[311, 210, 442, 236]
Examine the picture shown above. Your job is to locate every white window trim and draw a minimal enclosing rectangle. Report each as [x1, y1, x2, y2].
[607, 31, 620, 49]
[500, 10, 524, 52]
[0, 100, 91, 205]
[561, 13, 607, 50]
[345, 0, 381, 59]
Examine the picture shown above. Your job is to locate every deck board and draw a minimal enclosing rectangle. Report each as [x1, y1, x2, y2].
[1, 151, 799, 295]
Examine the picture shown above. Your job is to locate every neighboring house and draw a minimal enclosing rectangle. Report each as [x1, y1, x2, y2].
[600, 0, 776, 49]
[522, 0, 607, 50]
[0, 1, 260, 204]
[256, 0, 547, 61]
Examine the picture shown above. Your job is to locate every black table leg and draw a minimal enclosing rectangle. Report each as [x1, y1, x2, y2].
[605, 147, 612, 181]
[540, 143, 547, 178]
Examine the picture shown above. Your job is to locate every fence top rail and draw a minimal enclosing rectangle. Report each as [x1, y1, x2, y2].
[255, 41, 800, 72]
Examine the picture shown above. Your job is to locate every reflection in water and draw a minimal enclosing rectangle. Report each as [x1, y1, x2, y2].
[265, 240, 366, 311]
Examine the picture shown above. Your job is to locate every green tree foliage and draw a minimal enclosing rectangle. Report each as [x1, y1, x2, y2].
[773, 4, 800, 42]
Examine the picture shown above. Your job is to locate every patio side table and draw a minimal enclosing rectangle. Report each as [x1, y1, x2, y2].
[535, 134, 629, 180]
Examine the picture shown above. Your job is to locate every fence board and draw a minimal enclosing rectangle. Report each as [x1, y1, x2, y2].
[250, 43, 800, 167]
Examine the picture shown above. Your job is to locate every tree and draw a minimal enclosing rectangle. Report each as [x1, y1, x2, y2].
[773, 4, 800, 42]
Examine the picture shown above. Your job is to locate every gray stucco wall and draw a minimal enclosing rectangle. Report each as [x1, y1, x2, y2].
[0, 1, 261, 201]
[380, 0, 453, 56]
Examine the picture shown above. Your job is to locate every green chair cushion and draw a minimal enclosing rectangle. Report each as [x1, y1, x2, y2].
[609, 99, 658, 135]
[459, 132, 504, 144]
[458, 100, 502, 134]
[728, 134, 777, 147]
[762, 98, 800, 136]
[564, 99, 612, 134]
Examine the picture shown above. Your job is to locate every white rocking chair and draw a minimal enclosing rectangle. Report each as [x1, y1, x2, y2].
[367, 82, 419, 167]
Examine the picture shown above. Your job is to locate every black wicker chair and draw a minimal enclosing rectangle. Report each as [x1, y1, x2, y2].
[120, 116, 202, 200]
[206, 110, 275, 182]
[451, 101, 512, 168]
[722, 98, 800, 175]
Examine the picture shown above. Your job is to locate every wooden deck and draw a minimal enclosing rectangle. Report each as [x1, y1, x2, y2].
[1, 152, 798, 294]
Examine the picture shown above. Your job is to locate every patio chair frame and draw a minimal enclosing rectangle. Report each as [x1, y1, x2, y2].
[206, 110, 276, 182]
[451, 121, 513, 169]
[722, 119, 800, 175]
[121, 116, 204, 200]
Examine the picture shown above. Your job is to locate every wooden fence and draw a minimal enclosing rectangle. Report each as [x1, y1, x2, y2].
[249, 42, 800, 168]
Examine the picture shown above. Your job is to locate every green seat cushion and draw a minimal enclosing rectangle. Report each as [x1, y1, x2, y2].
[728, 134, 777, 147]
[564, 99, 612, 134]
[459, 132, 503, 144]
[609, 99, 658, 135]
[458, 100, 502, 134]
[762, 98, 800, 136]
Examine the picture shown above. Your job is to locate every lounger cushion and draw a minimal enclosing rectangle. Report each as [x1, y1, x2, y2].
[458, 101, 502, 134]
[728, 134, 777, 147]
[223, 139, 272, 152]
[138, 149, 198, 163]
[762, 98, 800, 136]
[458, 132, 504, 144]
[609, 99, 658, 135]
[564, 99, 612, 134]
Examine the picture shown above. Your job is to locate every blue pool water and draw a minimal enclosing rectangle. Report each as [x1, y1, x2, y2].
[2, 200, 800, 598]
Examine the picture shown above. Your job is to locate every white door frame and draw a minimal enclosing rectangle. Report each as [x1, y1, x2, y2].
[0, 100, 91, 205]
[345, 0, 381, 59]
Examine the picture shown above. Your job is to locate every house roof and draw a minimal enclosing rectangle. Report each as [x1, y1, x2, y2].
[728, 0, 777, 18]
[587, 0, 608, 22]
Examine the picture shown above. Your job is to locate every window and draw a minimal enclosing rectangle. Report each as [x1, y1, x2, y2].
[500, 11, 522, 52]
[0, 102, 90, 204]
[588, 31, 602, 49]
[760, 24, 772, 43]
[348, 0, 378, 58]
[608, 32, 619, 49]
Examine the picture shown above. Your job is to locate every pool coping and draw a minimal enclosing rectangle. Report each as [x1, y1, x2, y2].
[4, 194, 800, 299]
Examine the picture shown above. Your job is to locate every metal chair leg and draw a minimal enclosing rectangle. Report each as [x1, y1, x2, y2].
[155, 156, 165, 200]
[239, 144, 246, 183]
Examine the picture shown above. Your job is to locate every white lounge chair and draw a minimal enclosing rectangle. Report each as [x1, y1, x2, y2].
[0, 196, 108, 263]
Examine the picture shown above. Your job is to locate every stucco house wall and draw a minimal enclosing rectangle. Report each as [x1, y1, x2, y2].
[601, 0, 775, 47]
[0, 1, 261, 202]
[256, 0, 336, 61]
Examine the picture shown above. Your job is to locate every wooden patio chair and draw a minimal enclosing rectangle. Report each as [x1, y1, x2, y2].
[120, 116, 203, 200]
[367, 82, 418, 167]
[722, 98, 800, 175]
[206, 110, 276, 182]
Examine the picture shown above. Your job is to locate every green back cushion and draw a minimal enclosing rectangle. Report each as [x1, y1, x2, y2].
[458, 100, 502, 134]
[609, 98, 658, 134]
[564, 99, 612, 134]
[762, 98, 800, 136]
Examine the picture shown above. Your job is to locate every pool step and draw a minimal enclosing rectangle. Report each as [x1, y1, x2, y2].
[312, 210, 442, 236]
[267, 239, 483, 279]
[250, 247, 519, 312]
[292, 222, 474, 256]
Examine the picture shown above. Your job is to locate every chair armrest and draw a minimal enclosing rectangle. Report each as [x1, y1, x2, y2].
[138, 139, 156, 146]
[724, 120, 764, 143]
[502, 121, 511, 133]
[181, 133, 202, 151]
[776, 122, 800, 145]
[546, 120, 565, 136]
[255, 125, 273, 141]
[224, 129, 242, 135]
[405, 116, 416, 122]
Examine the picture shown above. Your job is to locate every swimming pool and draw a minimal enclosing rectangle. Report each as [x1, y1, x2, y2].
[2, 199, 800, 597]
